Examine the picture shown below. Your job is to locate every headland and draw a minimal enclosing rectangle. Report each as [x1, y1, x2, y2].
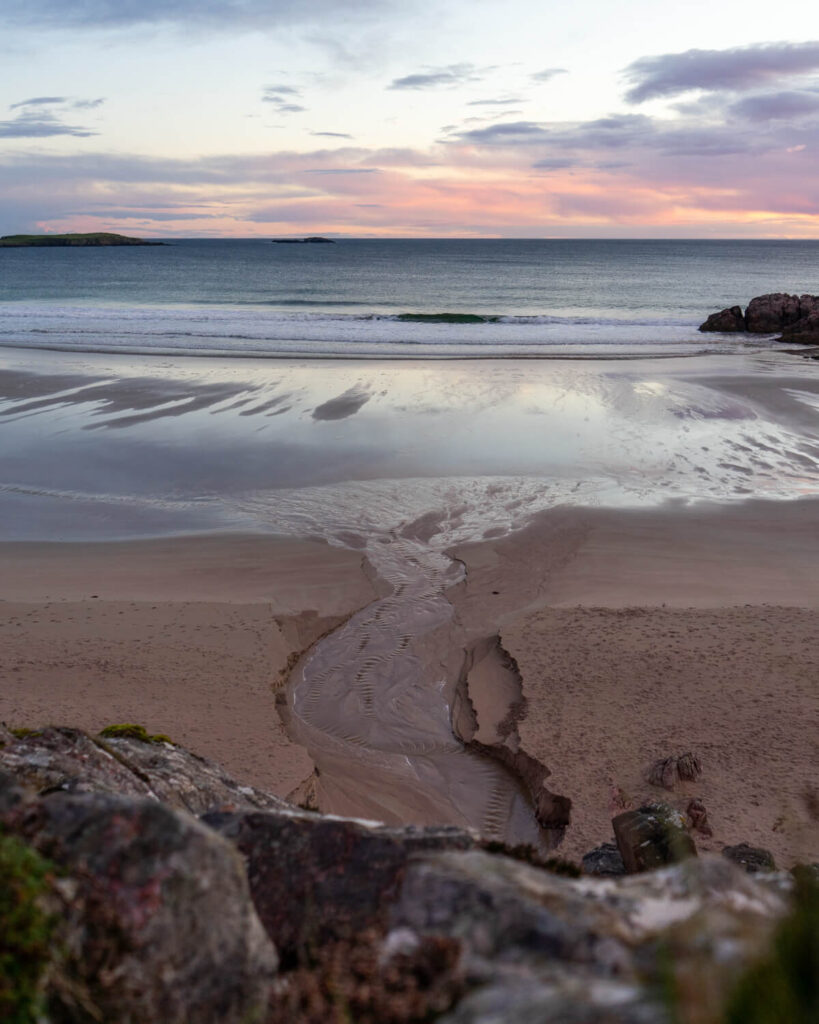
[0, 232, 164, 247]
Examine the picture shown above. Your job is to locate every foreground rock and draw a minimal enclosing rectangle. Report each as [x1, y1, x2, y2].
[0, 725, 289, 814]
[204, 809, 474, 962]
[1, 727, 813, 1023]
[393, 851, 790, 1023]
[699, 292, 819, 341]
[0, 775, 276, 1023]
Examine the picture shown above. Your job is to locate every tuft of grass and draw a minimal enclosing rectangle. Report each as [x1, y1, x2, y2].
[723, 874, 819, 1024]
[8, 729, 43, 741]
[0, 834, 56, 1023]
[99, 724, 173, 745]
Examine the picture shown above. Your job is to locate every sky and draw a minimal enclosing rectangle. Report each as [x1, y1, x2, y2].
[2, 0, 819, 238]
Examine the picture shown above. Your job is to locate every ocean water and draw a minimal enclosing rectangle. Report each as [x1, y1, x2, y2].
[1, 238, 818, 359]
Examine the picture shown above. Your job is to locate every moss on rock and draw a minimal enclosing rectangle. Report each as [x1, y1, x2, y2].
[99, 723, 173, 744]
[8, 729, 43, 741]
[0, 833, 56, 1023]
[724, 874, 819, 1024]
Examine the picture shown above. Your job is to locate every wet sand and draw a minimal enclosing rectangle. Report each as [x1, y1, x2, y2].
[1, 348, 818, 862]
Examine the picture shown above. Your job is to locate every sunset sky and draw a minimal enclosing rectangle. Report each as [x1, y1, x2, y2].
[2, 1, 819, 237]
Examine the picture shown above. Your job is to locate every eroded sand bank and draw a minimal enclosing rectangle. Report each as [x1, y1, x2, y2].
[449, 499, 819, 866]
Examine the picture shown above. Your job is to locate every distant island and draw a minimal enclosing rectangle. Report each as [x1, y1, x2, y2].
[0, 232, 165, 247]
[272, 236, 335, 244]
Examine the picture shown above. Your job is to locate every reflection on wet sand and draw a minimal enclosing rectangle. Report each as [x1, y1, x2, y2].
[2, 346, 819, 843]
[0, 350, 818, 539]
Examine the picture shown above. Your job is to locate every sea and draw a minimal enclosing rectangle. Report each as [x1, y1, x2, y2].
[1, 238, 818, 359]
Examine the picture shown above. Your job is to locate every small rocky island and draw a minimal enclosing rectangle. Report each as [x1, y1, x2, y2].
[700, 292, 819, 343]
[0, 232, 164, 247]
[272, 236, 335, 244]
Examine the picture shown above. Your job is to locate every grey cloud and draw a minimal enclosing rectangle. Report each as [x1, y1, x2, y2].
[73, 97, 105, 109]
[452, 114, 654, 149]
[447, 106, 783, 163]
[467, 98, 522, 106]
[263, 84, 299, 97]
[70, 209, 218, 221]
[2, 0, 390, 31]
[532, 157, 575, 170]
[10, 95, 66, 109]
[452, 120, 551, 144]
[311, 131, 353, 138]
[571, 114, 654, 148]
[304, 167, 379, 174]
[0, 147, 425, 192]
[730, 90, 819, 121]
[531, 68, 567, 83]
[624, 41, 819, 103]
[655, 128, 755, 157]
[263, 85, 306, 115]
[595, 160, 633, 170]
[0, 107, 97, 138]
[389, 63, 480, 90]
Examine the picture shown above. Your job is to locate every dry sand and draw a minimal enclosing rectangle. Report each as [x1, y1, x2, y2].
[449, 498, 819, 866]
[0, 534, 379, 796]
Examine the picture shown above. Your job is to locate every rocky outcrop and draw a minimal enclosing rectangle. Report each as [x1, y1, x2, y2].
[699, 306, 746, 332]
[646, 751, 702, 790]
[699, 292, 819, 341]
[0, 726, 289, 814]
[745, 293, 817, 333]
[204, 808, 474, 962]
[722, 842, 777, 874]
[780, 311, 819, 344]
[613, 803, 697, 873]
[1, 728, 813, 1024]
[392, 851, 792, 1024]
[0, 778, 276, 1023]
[581, 841, 626, 876]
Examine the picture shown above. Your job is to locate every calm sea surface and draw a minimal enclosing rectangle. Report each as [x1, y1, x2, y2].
[1, 238, 818, 358]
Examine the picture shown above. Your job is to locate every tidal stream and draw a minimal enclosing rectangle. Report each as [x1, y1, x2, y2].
[266, 478, 580, 852]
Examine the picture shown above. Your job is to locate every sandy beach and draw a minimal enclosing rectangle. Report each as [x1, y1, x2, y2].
[449, 499, 819, 866]
[0, 535, 379, 796]
[1, 347, 818, 864]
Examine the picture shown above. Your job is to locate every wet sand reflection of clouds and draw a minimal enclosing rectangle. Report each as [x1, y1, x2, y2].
[0, 348, 818, 541]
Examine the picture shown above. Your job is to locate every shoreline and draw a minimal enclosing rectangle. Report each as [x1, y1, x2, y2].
[0, 339, 779, 361]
